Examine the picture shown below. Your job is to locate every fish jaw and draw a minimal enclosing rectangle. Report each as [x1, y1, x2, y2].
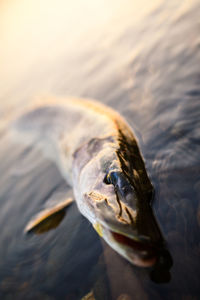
[81, 185, 163, 267]
[91, 193, 163, 267]
[74, 171, 162, 267]
[72, 141, 162, 267]
[93, 221, 157, 267]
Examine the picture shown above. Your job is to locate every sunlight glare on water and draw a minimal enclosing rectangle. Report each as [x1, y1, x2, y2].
[0, 0, 166, 104]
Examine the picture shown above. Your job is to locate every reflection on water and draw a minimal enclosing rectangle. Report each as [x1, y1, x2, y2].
[0, 0, 200, 299]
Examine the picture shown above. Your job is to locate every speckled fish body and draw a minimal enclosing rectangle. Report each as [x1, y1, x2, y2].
[14, 97, 163, 267]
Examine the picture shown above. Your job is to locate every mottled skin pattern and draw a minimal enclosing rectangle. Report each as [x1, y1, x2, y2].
[14, 97, 167, 267]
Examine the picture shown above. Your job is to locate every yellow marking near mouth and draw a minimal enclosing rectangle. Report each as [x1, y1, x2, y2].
[93, 222, 103, 237]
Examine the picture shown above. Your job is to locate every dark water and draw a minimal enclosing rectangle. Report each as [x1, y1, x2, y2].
[0, 0, 200, 299]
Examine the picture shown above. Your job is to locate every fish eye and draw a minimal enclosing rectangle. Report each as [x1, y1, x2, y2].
[103, 171, 120, 185]
[104, 171, 134, 199]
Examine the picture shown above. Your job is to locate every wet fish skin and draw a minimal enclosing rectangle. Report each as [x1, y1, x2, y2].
[72, 120, 162, 266]
[13, 97, 165, 267]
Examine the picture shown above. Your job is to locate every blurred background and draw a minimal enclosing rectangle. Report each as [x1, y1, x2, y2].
[0, 0, 200, 299]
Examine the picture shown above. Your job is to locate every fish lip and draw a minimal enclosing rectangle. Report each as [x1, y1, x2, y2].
[109, 230, 158, 267]
[96, 219, 159, 267]
[111, 230, 155, 252]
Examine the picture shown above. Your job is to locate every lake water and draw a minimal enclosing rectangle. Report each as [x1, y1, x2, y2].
[0, 0, 200, 299]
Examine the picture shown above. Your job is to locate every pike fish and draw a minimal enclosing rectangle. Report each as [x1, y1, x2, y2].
[13, 97, 166, 267]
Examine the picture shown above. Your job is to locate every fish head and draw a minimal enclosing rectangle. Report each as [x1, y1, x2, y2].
[75, 153, 163, 267]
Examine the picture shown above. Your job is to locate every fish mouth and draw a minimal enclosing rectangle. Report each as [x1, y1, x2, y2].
[110, 230, 158, 267]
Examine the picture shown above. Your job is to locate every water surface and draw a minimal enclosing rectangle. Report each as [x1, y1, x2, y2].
[0, 0, 200, 299]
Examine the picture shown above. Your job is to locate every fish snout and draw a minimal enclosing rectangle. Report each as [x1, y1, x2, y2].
[84, 190, 163, 267]
[93, 216, 160, 267]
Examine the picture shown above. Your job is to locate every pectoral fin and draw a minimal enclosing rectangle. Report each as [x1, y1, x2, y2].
[24, 198, 74, 234]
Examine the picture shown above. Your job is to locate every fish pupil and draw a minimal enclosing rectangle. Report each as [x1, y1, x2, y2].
[103, 173, 111, 185]
[103, 171, 119, 185]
